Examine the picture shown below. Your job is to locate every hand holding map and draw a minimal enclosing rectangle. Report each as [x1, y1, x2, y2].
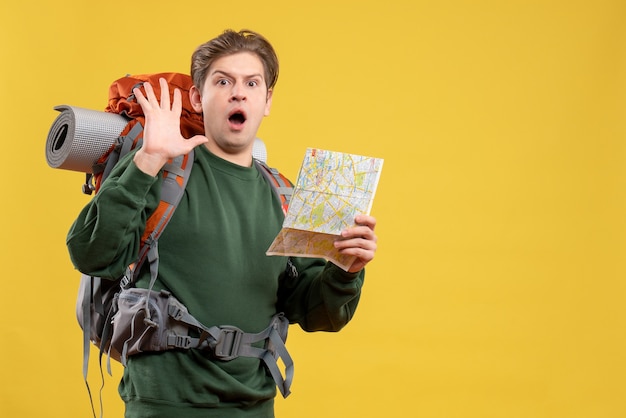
[266, 148, 384, 270]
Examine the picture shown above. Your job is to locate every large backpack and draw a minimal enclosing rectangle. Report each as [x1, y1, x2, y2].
[72, 73, 295, 415]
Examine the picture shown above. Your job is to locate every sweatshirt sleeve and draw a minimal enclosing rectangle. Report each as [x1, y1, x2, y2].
[66, 152, 162, 279]
[276, 257, 365, 332]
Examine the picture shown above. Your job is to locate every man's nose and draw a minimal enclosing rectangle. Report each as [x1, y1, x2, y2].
[230, 84, 246, 101]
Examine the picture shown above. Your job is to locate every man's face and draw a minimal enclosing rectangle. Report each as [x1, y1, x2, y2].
[191, 51, 273, 162]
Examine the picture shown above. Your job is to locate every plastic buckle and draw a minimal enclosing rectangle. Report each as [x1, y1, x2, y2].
[214, 326, 243, 361]
[171, 335, 193, 349]
[82, 173, 95, 195]
[120, 275, 131, 289]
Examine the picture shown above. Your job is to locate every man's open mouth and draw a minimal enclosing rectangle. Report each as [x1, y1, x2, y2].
[228, 111, 247, 126]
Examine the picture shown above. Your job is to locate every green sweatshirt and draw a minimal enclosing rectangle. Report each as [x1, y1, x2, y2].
[67, 145, 365, 418]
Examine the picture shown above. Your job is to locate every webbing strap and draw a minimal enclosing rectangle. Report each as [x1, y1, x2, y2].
[162, 159, 185, 178]
[235, 319, 294, 397]
[164, 312, 293, 398]
[81, 276, 92, 382]
[80, 275, 110, 418]
[274, 186, 293, 195]
[140, 244, 161, 334]
[265, 328, 294, 397]
[79, 276, 100, 418]
[120, 122, 143, 155]
[98, 122, 141, 186]
[254, 159, 293, 216]
[130, 150, 194, 281]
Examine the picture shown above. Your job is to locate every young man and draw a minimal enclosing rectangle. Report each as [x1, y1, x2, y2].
[67, 29, 378, 417]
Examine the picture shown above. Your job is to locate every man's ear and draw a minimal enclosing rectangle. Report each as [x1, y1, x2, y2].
[190, 85, 202, 113]
[264, 89, 273, 117]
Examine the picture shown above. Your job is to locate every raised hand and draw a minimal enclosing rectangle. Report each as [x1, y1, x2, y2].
[132, 77, 208, 176]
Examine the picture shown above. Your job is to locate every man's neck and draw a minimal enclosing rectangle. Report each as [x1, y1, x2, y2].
[203, 143, 253, 167]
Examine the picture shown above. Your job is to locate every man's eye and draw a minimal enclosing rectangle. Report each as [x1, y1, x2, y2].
[218, 79, 229, 86]
[247, 81, 258, 87]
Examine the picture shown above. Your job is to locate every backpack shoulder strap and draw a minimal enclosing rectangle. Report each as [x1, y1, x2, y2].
[131, 150, 195, 284]
[253, 159, 293, 216]
[83, 119, 144, 194]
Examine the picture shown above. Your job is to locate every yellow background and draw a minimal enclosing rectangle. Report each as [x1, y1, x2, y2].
[1, 0, 625, 417]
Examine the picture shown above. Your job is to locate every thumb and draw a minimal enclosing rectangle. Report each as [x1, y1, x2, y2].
[187, 134, 209, 148]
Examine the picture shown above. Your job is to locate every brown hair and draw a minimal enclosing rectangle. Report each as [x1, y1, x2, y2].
[191, 29, 279, 93]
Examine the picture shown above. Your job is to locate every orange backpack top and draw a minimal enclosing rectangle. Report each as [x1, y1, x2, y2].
[105, 72, 204, 137]
[87, 72, 204, 194]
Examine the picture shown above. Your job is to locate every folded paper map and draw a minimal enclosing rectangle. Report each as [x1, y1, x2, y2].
[266, 148, 384, 270]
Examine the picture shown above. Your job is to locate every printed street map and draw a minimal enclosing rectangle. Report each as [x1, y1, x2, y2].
[266, 148, 384, 270]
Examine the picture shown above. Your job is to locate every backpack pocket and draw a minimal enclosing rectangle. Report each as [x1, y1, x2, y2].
[110, 288, 188, 364]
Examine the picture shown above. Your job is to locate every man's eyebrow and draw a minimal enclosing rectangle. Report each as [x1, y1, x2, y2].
[211, 69, 264, 80]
